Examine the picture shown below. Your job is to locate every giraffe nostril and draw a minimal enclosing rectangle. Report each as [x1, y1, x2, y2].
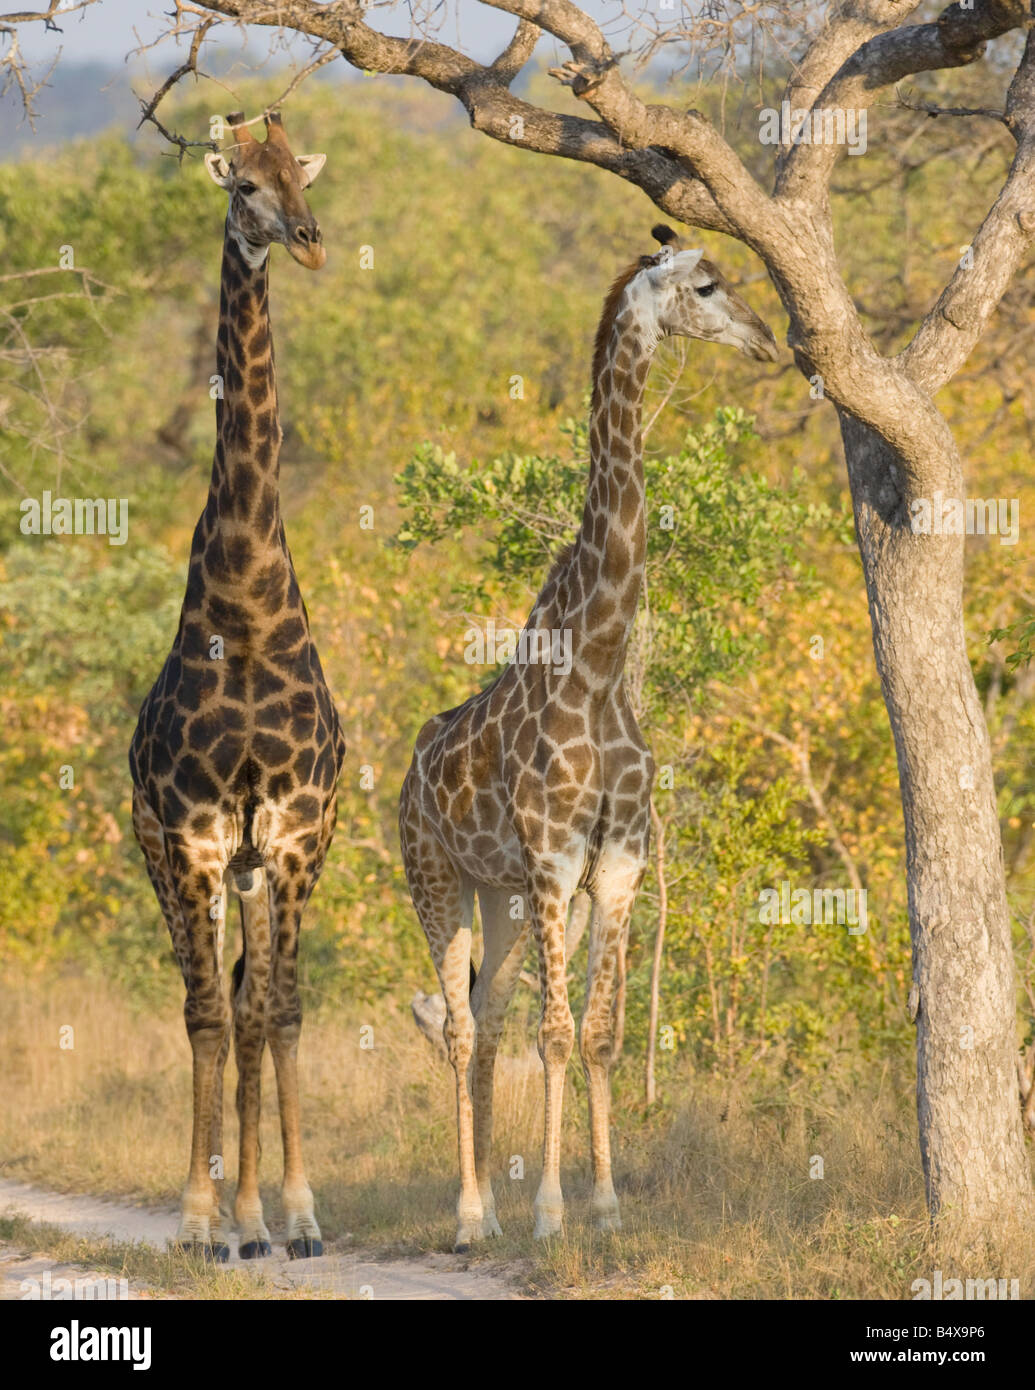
[293, 223, 320, 247]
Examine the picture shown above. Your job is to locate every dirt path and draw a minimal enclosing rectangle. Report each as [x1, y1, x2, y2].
[0, 1179, 524, 1301]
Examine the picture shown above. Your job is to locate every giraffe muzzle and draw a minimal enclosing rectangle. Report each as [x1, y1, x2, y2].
[287, 220, 326, 270]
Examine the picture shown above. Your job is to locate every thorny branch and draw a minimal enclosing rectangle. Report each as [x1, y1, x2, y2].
[136, 16, 219, 159]
[135, 6, 343, 159]
[0, 0, 98, 123]
[0, 266, 119, 489]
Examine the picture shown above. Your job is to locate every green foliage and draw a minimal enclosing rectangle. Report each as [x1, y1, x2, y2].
[396, 408, 837, 705]
[642, 740, 825, 1073]
[990, 614, 1035, 671]
[0, 76, 1026, 1080]
[0, 542, 182, 713]
[0, 544, 182, 984]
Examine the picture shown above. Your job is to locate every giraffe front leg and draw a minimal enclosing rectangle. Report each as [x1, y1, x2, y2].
[232, 869, 272, 1259]
[171, 860, 232, 1262]
[266, 858, 322, 1259]
[131, 795, 229, 1257]
[268, 1016, 321, 1259]
[530, 884, 575, 1240]
[581, 890, 636, 1232]
[207, 1019, 233, 1254]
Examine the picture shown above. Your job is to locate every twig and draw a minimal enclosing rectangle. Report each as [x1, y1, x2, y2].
[645, 798, 668, 1106]
[895, 87, 1009, 129]
[136, 18, 218, 160]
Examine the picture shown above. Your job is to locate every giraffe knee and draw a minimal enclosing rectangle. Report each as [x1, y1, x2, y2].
[184, 985, 230, 1036]
[185, 1016, 230, 1051]
[580, 1019, 612, 1070]
[444, 1010, 475, 1072]
[539, 1009, 575, 1067]
[268, 1014, 301, 1044]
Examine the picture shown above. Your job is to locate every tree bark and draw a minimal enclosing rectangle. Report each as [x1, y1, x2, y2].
[840, 413, 1032, 1229]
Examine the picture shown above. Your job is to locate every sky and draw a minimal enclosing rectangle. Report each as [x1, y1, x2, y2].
[2, 0, 674, 154]
[13, 0, 644, 69]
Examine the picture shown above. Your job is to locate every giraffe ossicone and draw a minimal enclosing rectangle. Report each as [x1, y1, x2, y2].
[129, 110, 344, 1263]
[400, 225, 779, 1250]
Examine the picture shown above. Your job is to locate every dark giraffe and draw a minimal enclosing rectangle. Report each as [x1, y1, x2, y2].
[129, 112, 344, 1260]
[400, 227, 779, 1249]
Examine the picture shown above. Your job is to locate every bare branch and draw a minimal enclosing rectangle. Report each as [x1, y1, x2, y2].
[900, 30, 1035, 391]
[146, 0, 736, 230]
[781, 0, 918, 119]
[777, 0, 1030, 200]
[895, 86, 1009, 126]
[1, 0, 99, 123]
[136, 16, 219, 159]
[0, 265, 119, 487]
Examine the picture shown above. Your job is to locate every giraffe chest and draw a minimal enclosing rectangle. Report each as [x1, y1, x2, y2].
[413, 681, 652, 890]
[131, 631, 344, 841]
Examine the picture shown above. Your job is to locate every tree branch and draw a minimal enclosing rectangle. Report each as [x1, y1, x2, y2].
[0, 0, 98, 123]
[136, 16, 219, 158]
[777, 0, 1030, 201]
[900, 30, 1035, 392]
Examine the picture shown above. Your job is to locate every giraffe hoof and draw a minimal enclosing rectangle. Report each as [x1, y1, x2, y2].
[453, 1241, 471, 1255]
[239, 1239, 273, 1260]
[287, 1237, 323, 1260]
[207, 1242, 230, 1263]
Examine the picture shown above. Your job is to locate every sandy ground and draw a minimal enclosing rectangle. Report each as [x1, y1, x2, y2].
[0, 1179, 525, 1301]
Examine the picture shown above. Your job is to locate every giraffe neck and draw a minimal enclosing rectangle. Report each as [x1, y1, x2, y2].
[566, 305, 655, 681]
[200, 226, 285, 564]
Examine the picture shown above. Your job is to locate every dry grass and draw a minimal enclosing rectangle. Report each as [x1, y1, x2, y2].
[0, 1214, 332, 1300]
[2, 972, 1032, 1299]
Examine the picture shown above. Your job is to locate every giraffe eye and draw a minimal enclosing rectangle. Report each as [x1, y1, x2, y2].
[696, 283, 718, 297]
[237, 182, 257, 196]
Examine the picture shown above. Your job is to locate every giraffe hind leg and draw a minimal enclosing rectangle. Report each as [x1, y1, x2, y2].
[471, 886, 531, 1239]
[265, 847, 324, 1259]
[582, 858, 644, 1232]
[400, 798, 482, 1250]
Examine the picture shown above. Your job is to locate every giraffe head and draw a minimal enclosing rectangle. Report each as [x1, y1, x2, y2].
[204, 111, 326, 270]
[622, 224, 779, 362]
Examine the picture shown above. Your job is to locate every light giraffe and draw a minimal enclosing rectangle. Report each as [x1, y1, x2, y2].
[129, 112, 344, 1261]
[399, 226, 779, 1249]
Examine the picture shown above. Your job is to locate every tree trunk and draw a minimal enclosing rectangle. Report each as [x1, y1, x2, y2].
[840, 414, 1032, 1231]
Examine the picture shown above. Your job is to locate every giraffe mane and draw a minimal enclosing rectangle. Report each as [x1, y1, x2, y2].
[591, 261, 643, 400]
[544, 540, 577, 590]
[518, 540, 577, 635]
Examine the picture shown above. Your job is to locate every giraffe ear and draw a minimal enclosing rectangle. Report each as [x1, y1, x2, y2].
[205, 153, 233, 189]
[295, 153, 326, 188]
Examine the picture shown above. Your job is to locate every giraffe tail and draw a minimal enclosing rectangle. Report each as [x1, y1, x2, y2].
[469, 960, 477, 995]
